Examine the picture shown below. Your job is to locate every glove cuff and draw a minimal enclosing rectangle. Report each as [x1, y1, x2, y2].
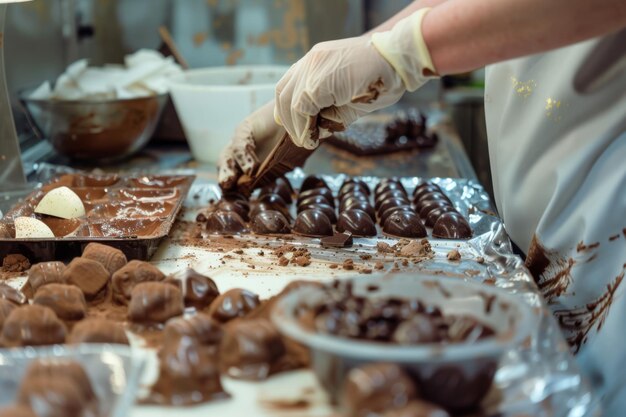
[371, 8, 438, 92]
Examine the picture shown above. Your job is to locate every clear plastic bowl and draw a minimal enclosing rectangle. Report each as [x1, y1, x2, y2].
[271, 273, 536, 411]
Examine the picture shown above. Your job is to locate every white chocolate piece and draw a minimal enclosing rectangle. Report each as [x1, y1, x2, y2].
[35, 186, 85, 219]
[14, 217, 55, 238]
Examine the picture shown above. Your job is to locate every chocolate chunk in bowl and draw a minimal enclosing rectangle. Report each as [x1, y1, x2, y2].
[271, 274, 535, 412]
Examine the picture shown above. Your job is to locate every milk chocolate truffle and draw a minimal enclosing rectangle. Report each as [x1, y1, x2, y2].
[425, 206, 457, 227]
[111, 260, 166, 305]
[26, 261, 67, 296]
[251, 210, 291, 234]
[2, 254, 30, 272]
[297, 194, 334, 210]
[0, 406, 36, 417]
[298, 187, 335, 204]
[168, 268, 220, 310]
[33, 284, 87, 321]
[0, 299, 16, 329]
[0, 282, 27, 305]
[68, 318, 129, 345]
[205, 210, 247, 235]
[18, 360, 96, 417]
[149, 335, 228, 406]
[81, 242, 127, 275]
[432, 212, 472, 239]
[342, 200, 376, 222]
[128, 282, 184, 324]
[164, 313, 223, 346]
[418, 199, 453, 218]
[343, 363, 417, 417]
[337, 209, 377, 237]
[293, 209, 333, 237]
[62, 258, 110, 301]
[2, 305, 66, 346]
[383, 212, 427, 238]
[298, 203, 337, 224]
[300, 175, 328, 192]
[207, 288, 260, 323]
[382, 400, 451, 417]
[219, 318, 286, 380]
[216, 199, 249, 221]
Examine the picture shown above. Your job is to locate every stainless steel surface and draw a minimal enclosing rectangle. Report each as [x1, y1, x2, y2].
[0, 4, 26, 191]
[21, 93, 168, 162]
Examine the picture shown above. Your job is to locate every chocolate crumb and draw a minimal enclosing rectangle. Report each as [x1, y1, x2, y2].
[2, 254, 30, 273]
[195, 213, 207, 222]
[367, 284, 379, 291]
[376, 242, 393, 254]
[294, 256, 311, 267]
[278, 257, 289, 267]
[258, 251, 265, 256]
[329, 264, 339, 269]
[360, 268, 373, 274]
[374, 262, 384, 270]
[476, 256, 485, 264]
[249, 265, 256, 269]
[343, 259, 355, 270]
[359, 254, 372, 260]
[401, 259, 409, 267]
[234, 249, 244, 255]
[447, 249, 461, 261]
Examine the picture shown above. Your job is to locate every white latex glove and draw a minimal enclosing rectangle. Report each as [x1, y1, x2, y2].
[274, 8, 438, 149]
[217, 101, 283, 190]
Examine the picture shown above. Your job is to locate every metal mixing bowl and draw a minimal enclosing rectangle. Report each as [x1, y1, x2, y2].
[21, 93, 168, 162]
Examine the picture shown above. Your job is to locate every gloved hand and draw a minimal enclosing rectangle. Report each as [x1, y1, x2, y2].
[274, 8, 438, 149]
[217, 101, 283, 190]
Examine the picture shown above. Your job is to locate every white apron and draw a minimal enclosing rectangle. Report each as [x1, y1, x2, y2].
[485, 29, 626, 415]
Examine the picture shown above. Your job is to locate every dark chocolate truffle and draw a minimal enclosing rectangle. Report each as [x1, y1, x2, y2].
[2, 305, 66, 346]
[149, 335, 228, 406]
[382, 400, 451, 417]
[128, 282, 184, 324]
[219, 318, 286, 380]
[342, 200, 376, 221]
[379, 205, 414, 226]
[62, 258, 110, 301]
[207, 288, 260, 323]
[262, 177, 293, 204]
[292, 209, 333, 237]
[0, 282, 27, 305]
[383, 212, 427, 238]
[343, 363, 417, 417]
[418, 199, 454, 218]
[340, 194, 371, 212]
[377, 197, 411, 217]
[300, 175, 328, 192]
[249, 201, 292, 222]
[297, 194, 334, 210]
[0, 299, 16, 329]
[298, 187, 335, 204]
[432, 212, 472, 239]
[412, 184, 442, 200]
[167, 268, 220, 310]
[339, 181, 370, 197]
[298, 203, 337, 224]
[251, 210, 291, 234]
[18, 360, 96, 417]
[26, 262, 67, 296]
[68, 318, 129, 345]
[216, 200, 249, 221]
[374, 180, 406, 198]
[375, 189, 409, 209]
[205, 210, 247, 235]
[164, 313, 223, 346]
[111, 260, 166, 305]
[257, 193, 288, 210]
[33, 284, 87, 321]
[425, 206, 457, 227]
[81, 242, 127, 275]
[337, 209, 377, 237]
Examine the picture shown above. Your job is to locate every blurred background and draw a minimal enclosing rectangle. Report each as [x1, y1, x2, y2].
[4, 0, 489, 194]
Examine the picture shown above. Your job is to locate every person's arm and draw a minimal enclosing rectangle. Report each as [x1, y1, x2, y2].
[421, 0, 626, 75]
[365, 0, 449, 34]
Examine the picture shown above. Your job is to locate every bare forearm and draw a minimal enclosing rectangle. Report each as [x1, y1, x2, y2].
[422, 0, 626, 75]
[366, 0, 448, 35]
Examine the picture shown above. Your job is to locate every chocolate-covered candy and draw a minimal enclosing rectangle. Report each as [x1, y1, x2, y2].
[257, 192, 288, 209]
[26, 262, 67, 296]
[298, 203, 337, 224]
[164, 313, 223, 346]
[216, 200, 249, 221]
[18, 360, 96, 417]
[432, 212, 472, 239]
[383, 211, 427, 238]
[0, 282, 27, 305]
[425, 206, 457, 227]
[270, 177, 294, 203]
[0, 299, 16, 329]
[340, 180, 370, 196]
[293, 209, 333, 237]
[375, 189, 409, 209]
[377, 197, 411, 217]
[205, 210, 247, 235]
[62, 258, 110, 301]
[2, 254, 30, 272]
[111, 260, 166, 305]
[68, 318, 129, 345]
[412, 183, 441, 199]
[382, 400, 451, 417]
[418, 199, 454, 218]
[340, 194, 371, 212]
[374, 179, 406, 198]
[2, 305, 66, 346]
[33, 284, 87, 321]
[251, 210, 291, 234]
[250, 201, 292, 221]
[337, 209, 377, 237]
[343, 363, 417, 417]
[220, 318, 286, 380]
[298, 187, 335, 205]
[379, 205, 414, 226]
[342, 200, 376, 222]
[297, 194, 334, 210]
[128, 282, 184, 324]
[149, 335, 228, 406]
[222, 191, 248, 204]
[81, 242, 127, 275]
[207, 288, 260, 323]
[168, 268, 219, 310]
[393, 315, 440, 344]
[300, 175, 328, 192]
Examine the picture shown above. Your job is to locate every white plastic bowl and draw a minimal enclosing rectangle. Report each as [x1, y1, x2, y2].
[169, 66, 289, 164]
[272, 273, 536, 411]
